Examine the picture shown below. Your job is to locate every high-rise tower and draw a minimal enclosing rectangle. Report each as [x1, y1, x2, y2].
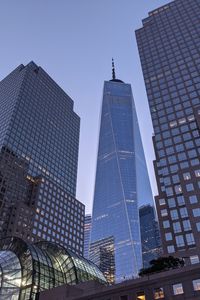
[136, 0, 200, 262]
[90, 61, 153, 282]
[139, 204, 162, 268]
[84, 214, 92, 259]
[0, 62, 84, 255]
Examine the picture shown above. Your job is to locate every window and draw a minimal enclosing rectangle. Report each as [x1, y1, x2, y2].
[173, 222, 181, 233]
[183, 172, 191, 180]
[177, 195, 185, 206]
[173, 283, 184, 295]
[196, 222, 200, 232]
[168, 198, 176, 208]
[193, 208, 200, 217]
[189, 195, 198, 204]
[186, 233, 195, 245]
[183, 219, 191, 231]
[190, 255, 199, 265]
[165, 232, 172, 241]
[136, 291, 146, 300]
[170, 209, 178, 220]
[159, 198, 166, 206]
[175, 185, 182, 194]
[161, 209, 168, 217]
[153, 287, 164, 299]
[195, 170, 200, 177]
[163, 220, 170, 228]
[167, 245, 175, 254]
[175, 235, 185, 247]
[186, 183, 194, 192]
[193, 279, 200, 291]
[180, 207, 188, 218]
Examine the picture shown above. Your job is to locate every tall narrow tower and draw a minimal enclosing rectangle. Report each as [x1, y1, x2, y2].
[90, 61, 153, 282]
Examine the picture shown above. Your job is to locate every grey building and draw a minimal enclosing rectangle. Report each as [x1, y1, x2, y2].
[89, 236, 115, 284]
[84, 214, 92, 259]
[0, 62, 84, 255]
[139, 205, 162, 268]
[136, 0, 200, 262]
[90, 62, 153, 282]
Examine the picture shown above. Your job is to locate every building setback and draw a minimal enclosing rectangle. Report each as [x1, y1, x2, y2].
[139, 205, 162, 268]
[90, 62, 153, 282]
[0, 62, 84, 255]
[136, 0, 200, 261]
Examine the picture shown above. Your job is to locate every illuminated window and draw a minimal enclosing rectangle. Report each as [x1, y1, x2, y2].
[154, 287, 164, 299]
[159, 198, 166, 206]
[173, 283, 184, 295]
[190, 255, 199, 265]
[193, 279, 200, 291]
[161, 209, 168, 217]
[195, 170, 200, 177]
[136, 291, 146, 300]
[183, 172, 191, 180]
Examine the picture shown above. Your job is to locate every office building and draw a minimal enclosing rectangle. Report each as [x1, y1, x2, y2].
[139, 205, 162, 268]
[0, 236, 106, 300]
[136, 0, 200, 261]
[90, 61, 153, 282]
[40, 263, 200, 300]
[90, 236, 115, 284]
[0, 62, 84, 255]
[84, 214, 92, 259]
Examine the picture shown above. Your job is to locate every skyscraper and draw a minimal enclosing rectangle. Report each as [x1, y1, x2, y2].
[136, 0, 200, 262]
[139, 205, 162, 268]
[89, 236, 115, 284]
[84, 214, 92, 259]
[0, 61, 84, 255]
[90, 61, 153, 282]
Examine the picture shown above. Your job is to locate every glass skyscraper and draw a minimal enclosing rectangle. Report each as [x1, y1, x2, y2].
[136, 0, 200, 263]
[90, 64, 153, 282]
[84, 214, 92, 259]
[0, 61, 84, 255]
[139, 205, 162, 268]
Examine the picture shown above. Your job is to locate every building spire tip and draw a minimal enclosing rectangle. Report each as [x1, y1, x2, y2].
[112, 58, 116, 80]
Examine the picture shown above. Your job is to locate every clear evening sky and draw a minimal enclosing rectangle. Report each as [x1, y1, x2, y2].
[0, 0, 170, 213]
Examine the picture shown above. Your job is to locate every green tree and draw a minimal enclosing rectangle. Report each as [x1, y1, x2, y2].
[139, 256, 184, 276]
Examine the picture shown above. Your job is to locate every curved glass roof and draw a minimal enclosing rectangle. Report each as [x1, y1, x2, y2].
[0, 237, 107, 300]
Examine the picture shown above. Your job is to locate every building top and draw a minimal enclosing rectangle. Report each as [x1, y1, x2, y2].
[109, 58, 124, 83]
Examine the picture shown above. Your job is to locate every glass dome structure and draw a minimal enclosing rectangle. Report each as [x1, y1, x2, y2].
[0, 237, 107, 300]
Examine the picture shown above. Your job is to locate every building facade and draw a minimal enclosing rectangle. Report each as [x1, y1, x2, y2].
[90, 64, 153, 282]
[40, 263, 200, 300]
[139, 205, 162, 268]
[136, 0, 200, 261]
[84, 214, 92, 259]
[0, 62, 84, 255]
[90, 236, 115, 284]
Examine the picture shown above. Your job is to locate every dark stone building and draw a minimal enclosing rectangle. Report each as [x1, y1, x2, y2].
[39, 263, 200, 299]
[136, 0, 200, 262]
[0, 62, 84, 255]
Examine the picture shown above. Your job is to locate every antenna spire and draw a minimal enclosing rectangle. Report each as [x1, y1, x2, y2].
[112, 58, 116, 80]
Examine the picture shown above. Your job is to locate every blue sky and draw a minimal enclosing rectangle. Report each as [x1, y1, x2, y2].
[0, 0, 170, 213]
